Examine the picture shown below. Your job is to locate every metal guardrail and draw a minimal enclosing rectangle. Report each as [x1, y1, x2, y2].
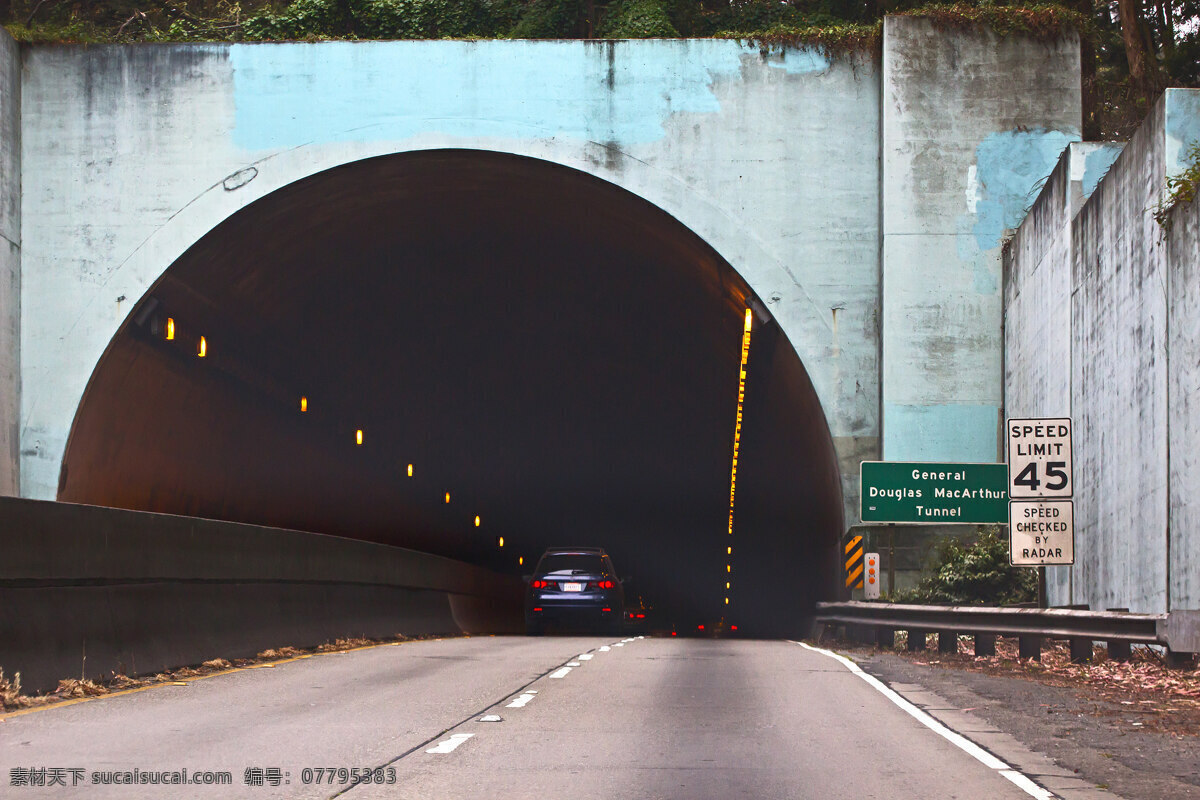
[814, 601, 1200, 665]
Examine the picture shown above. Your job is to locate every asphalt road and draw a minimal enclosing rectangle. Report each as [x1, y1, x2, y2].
[2, 636, 1057, 799]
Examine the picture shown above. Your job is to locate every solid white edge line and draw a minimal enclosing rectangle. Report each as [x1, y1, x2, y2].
[795, 641, 1056, 800]
[1001, 770, 1055, 800]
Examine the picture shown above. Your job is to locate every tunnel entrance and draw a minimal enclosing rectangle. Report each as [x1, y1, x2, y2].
[59, 150, 843, 637]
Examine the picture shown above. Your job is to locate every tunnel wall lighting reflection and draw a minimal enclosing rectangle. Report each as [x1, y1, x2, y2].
[519, 556, 524, 566]
[197, 336, 207, 357]
[445, 492, 451, 503]
[407, 464, 413, 477]
[165, 318, 175, 340]
[474, 515, 481, 527]
[356, 429, 363, 445]
[722, 307, 753, 609]
[497, 536, 505, 547]
[300, 396, 307, 413]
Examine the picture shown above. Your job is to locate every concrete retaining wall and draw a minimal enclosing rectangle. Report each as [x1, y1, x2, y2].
[1004, 89, 1200, 612]
[0, 29, 17, 497]
[0, 497, 523, 694]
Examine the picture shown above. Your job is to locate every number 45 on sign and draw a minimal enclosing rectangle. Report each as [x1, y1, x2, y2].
[1007, 418, 1072, 498]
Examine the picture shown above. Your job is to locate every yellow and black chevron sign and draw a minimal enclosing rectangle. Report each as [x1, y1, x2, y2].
[845, 534, 864, 589]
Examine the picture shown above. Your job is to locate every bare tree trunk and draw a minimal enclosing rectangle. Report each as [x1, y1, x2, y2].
[1117, 0, 1162, 105]
[1075, 0, 1099, 139]
[1118, 0, 1150, 84]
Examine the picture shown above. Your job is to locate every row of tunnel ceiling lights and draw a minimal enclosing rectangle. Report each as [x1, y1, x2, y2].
[723, 308, 754, 611]
[157, 314, 511, 557]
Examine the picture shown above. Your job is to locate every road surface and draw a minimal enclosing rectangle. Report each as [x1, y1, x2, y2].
[2, 636, 1060, 799]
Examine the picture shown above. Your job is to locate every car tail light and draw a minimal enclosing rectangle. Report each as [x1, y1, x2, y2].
[698, 625, 705, 630]
[530, 580, 555, 589]
[590, 580, 616, 590]
[731, 625, 738, 631]
[636, 614, 646, 619]
[602, 607, 612, 612]
[533, 607, 543, 612]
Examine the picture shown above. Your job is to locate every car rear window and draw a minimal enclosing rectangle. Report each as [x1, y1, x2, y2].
[538, 554, 604, 573]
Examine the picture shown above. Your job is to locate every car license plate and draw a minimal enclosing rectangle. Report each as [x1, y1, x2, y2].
[564, 582, 583, 592]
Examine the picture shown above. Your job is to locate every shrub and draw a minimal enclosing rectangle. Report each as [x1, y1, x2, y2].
[893, 527, 1038, 605]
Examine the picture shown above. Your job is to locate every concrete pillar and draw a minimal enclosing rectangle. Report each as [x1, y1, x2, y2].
[880, 16, 1080, 462]
[0, 28, 19, 497]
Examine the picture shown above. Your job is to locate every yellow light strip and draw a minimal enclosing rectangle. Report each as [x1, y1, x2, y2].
[165, 317, 175, 340]
[197, 336, 207, 358]
[724, 308, 753, 609]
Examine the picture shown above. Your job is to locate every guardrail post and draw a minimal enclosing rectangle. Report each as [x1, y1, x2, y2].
[937, 631, 957, 654]
[1069, 638, 1092, 663]
[973, 634, 996, 657]
[1018, 635, 1042, 660]
[1106, 640, 1132, 661]
[876, 627, 894, 648]
[907, 629, 927, 651]
[1165, 650, 1197, 670]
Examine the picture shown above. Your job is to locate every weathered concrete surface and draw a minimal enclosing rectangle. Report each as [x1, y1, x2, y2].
[0, 28, 18, 496]
[1005, 89, 1200, 612]
[882, 17, 1080, 463]
[1003, 142, 1122, 601]
[0, 496, 523, 693]
[14, 31, 1086, 537]
[17, 41, 882, 528]
[1166, 155, 1200, 612]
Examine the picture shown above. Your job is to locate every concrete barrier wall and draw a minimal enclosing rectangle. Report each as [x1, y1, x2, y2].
[0, 497, 523, 694]
[0, 29, 18, 496]
[1004, 89, 1200, 612]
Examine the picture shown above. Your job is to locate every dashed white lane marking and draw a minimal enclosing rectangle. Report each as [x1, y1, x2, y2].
[577, 654, 594, 660]
[796, 642, 1055, 800]
[478, 715, 502, 723]
[549, 666, 572, 679]
[599, 646, 611, 652]
[614, 643, 624, 647]
[506, 693, 537, 708]
[425, 733, 474, 754]
[567, 661, 581, 667]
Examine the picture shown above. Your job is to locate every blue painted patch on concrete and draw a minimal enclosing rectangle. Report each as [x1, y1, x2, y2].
[228, 40, 749, 151]
[883, 403, 999, 463]
[766, 47, 830, 75]
[1080, 144, 1122, 201]
[970, 128, 1078, 252]
[1165, 88, 1200, 174]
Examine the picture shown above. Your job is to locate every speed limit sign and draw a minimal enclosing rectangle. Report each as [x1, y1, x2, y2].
[1007, 418, 1072, 498]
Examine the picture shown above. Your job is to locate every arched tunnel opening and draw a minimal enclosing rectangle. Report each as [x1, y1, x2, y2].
[59, 150, 843, 637]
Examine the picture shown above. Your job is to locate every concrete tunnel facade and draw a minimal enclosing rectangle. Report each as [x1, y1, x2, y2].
[2, 26, 1084, 628]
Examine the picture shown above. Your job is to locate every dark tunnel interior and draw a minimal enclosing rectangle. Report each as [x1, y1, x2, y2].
[59, 150, 843, 636]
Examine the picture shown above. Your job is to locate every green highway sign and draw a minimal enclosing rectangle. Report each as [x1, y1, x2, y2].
[860, 461, 1008, 524]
